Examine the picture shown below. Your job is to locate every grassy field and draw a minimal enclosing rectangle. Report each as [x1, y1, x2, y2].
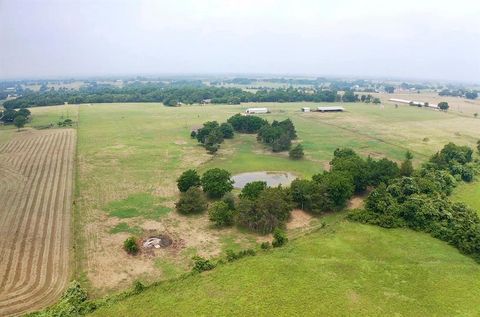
[453, 181, 480, 214]
[1, 99, 479, 315]
[91, 217, 480, 317]
[22, 101, 479, 296]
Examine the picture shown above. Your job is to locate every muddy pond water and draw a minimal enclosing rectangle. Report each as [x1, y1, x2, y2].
[232, 171, 296, 189]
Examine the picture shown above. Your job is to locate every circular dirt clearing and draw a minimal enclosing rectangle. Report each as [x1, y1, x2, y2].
[142, 234, 173, 249]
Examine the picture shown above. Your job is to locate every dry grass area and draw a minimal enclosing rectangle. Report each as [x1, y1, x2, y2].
[0, 129, 75, 316]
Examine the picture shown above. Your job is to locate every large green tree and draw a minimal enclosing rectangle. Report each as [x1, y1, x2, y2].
[201, 168, 234, 198]
[175, 187, 208, 214]
[177, 169, 201, 192]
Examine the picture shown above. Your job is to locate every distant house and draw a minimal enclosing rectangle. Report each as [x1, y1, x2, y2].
[202, 99, 212, 104]
[301, 107, 311, 112]
[245, 107, 269, 114]
[316, 106, 345, 112]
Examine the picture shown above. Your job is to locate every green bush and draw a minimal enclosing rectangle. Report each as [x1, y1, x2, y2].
[208, 201, 235, 227]
[289, 144, 304, 160]
[239, 181, 267, 200]
[123, 236, 139, 255]
[260, 241, 271, 250]
[175, 187, 208, 214]
[176, 169, 201, 192]
[236, 187, 292, 234]
[226, 249, 256, 262]
[133, 280, 146, 293]
[272, 228, 288, 248]
[201, 168, 234, 198]
[192, 256, 216, 273]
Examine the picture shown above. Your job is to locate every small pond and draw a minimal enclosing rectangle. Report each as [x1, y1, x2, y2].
[232, 171, 296, 189]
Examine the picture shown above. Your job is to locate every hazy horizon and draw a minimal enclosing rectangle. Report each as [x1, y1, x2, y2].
[1, 0, 479, 83]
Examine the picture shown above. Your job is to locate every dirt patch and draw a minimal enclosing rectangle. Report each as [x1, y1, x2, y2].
[142, 234, 173, 249]
[287, 209, 313, 230]
[348, 196, 365, 209]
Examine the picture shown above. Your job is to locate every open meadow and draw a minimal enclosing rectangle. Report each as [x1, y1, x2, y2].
[1, 99, 479, 315]
[25, 101, 480, 296]
[91, 217, 480, 316]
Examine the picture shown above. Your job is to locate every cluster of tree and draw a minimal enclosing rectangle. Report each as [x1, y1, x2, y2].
[176, 167, 294, 234]
[257, 119, 297, 152]
[176, 147, 406, 235]
[3, 83, 350, 109]
[227, 114, 268, 133]
[175, 168, 234, 214]
[0, 108, 31, 129]
[349, 142, 480, 261]
[426, 142, 475, 182]
[227, 114, 302, 154]
[360, 94, 381, 104]
[439, 89, 478, 100]
[192, 120, 234, 154]
[290, 149, 400, 213]
[341, 90, 358, 102]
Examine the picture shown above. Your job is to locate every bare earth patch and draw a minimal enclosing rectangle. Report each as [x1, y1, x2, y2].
[287, 209, 314, 230]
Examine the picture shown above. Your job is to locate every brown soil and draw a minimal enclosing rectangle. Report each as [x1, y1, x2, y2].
[287, 209, 313, 230]
[0, 129, 75, 316]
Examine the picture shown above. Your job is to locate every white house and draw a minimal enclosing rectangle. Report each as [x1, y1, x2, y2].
[245, 107, 269, 114]
[316, 106, 345, 112]
[301, 107, 311, 112]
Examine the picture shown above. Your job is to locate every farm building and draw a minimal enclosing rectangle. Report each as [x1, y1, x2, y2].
[389, 98, 438, 109]
[301, 107, 311, 112]
[245, 107, 269, 114]
[316, 106, 345, 112]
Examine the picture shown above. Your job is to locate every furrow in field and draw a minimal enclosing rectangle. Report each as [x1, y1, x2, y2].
[0, 129, 75, 317]
[0, 133, 57, 290]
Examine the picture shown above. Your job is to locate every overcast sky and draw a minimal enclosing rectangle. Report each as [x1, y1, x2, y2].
[1, 0, 479, 82]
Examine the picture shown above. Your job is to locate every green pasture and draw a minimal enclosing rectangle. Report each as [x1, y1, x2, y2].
[91, 218, 480, 316]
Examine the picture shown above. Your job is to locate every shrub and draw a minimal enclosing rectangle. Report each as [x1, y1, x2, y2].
[236, 187, 293, 234]
[175, 187, 208, 214]
[176, 169, 201, 192]
[260, 241, 271, 250]
[219, 122, 234, 139]
[239, 181, 267, 200]
[190, 130, 197, 138]
[192, 256, 216, 273]
[133, 280, 146, 293]
[123, 236, 139, 255]
[208, 201, 235, 227]
[226, 249, 256, 262]
[272, 228, 288, 248]
[289, 144, 304, 160]
[221, 192, 236, 210]
[201, 168, 234, 198]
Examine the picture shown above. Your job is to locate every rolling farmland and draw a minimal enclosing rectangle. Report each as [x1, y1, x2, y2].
[0, 129, 75, 316]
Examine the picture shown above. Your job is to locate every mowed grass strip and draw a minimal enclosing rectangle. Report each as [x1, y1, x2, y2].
[91, 221, 480, 317]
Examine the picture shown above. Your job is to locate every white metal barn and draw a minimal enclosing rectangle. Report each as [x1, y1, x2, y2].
[245, 107, 269, 114]
[316, 106, 345, 112]
[301, 107, 311, 112]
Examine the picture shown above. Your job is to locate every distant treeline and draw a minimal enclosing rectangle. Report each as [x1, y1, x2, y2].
[439, 89, 478, 100]
[3, 84, 347, 109]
